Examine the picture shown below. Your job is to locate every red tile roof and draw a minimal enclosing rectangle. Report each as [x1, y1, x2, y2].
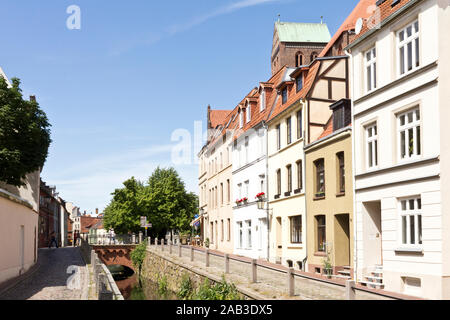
[210, 110, 232, 128]
[319, 0, 376, 57]
[353, 0, 413, 41]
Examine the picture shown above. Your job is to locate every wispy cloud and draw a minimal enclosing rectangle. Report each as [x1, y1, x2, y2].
[109, 0, 283, 56]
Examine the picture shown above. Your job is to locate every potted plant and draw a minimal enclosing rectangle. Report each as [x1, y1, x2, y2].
[243, 197, 248, 204]
[235, 199, 242, 206]
[255, 192, 265, 200]
[204, 238, 210, 248]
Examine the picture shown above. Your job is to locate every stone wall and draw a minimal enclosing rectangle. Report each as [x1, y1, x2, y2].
[141, 248, 251, 300]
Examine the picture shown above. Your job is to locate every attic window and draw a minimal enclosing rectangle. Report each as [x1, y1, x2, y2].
[260, 90, 266, 112]
[246, 105, 251, 123]
[282, 88, 288, 104]
[296, 76, 303, 93]
[331, 99, 351, 131]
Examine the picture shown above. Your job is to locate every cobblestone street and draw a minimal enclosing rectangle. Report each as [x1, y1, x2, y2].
[0, 247, 89, 300]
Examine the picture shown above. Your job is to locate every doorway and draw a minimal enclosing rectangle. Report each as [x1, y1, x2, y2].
[362, 201, 382, 267]
[276, 217, 282, 261]
[334, 214, 350, 267]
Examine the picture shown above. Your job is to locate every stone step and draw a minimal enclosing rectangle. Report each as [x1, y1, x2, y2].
[338, 270, 351, 276]
[360, 281, 385, 289]
[366, 276, 383, 283]
[333, 275, 351, 280]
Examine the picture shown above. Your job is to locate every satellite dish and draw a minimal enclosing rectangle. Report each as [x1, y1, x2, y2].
[355, 18, 364, 35]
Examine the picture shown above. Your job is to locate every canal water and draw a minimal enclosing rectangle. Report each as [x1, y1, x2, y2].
[114, 273, 178, 300]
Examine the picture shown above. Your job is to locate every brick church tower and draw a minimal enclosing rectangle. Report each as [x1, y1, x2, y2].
[271, 21, 331, 75]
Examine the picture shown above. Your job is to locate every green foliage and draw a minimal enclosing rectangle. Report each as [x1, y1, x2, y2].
[204, 238, 210, 248]
[192, 276, 242, 300]
[158, 275, 168, 297]
[103, 167, 198, 236]
[130, 242, 147, 276]
[0, 77, 51, 186]
[177, 273, 194, 300]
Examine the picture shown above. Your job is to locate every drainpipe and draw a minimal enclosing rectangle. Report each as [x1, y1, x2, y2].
[262, 121, 270, 262]
[345, 48, 358, 282]
[300, 99, 308, 272]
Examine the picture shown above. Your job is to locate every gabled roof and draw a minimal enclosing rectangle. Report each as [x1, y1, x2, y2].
[349, 0, 415, 48]
[275, 22, 331, 43]
[319, 0, 376, 58]
[210, 110, 232, 129]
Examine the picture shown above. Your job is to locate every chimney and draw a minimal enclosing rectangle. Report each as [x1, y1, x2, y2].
[30, 95, 36, 102]
[96, 208, 99, 215]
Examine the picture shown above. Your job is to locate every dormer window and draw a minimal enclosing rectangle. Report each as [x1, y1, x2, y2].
[296, 76, 303, 92]
[330, 99, 351, 131]
[260, 90, 266, 112]
[282, 88, 288, 104]
[246, 105, 251, 123]
[239, 111, 243, 128]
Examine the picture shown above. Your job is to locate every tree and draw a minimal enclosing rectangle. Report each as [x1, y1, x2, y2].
[103, 177, 145, 234]
[0, 77, 51, 186]
[142, 167, 198, 236]
[103, 167, 198, 237]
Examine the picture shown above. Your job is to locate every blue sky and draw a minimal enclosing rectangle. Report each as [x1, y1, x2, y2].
[0, 0, 358, 214]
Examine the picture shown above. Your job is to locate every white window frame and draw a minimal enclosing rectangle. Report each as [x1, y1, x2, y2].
[398, 197, 422, 247]
[260, 90, 266, 112]
[246, 220, 252, 248]
[238, 222, 243, 248]
[365, 123, 378, 170]
[365, 46, 377, 92]
[246, 105, 251, 123]
[397, 107, 421, 162]
[244, 180, 249, 199]
[397, 20, 420, 77]
[239, 111, 243, 128]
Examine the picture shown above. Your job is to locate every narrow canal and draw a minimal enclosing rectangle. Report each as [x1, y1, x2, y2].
[109, 265, 177, 300]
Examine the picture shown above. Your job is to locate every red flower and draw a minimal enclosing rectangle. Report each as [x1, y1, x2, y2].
[255, 192, 265, 199]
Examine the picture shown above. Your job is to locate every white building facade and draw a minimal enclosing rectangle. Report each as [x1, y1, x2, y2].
[232, 115, 269, 260]
[349, 0, 450, 299]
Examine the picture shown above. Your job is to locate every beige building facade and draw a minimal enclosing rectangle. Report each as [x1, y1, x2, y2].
[0, 171, 40, 285]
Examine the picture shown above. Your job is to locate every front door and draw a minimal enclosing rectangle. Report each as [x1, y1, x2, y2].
[363, 201, 382, 267]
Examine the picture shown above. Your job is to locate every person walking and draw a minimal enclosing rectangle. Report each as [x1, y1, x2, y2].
[49, 232, 58, 249]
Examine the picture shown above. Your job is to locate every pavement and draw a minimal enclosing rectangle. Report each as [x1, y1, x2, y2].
[0, 247, 89, 300]
[147, 245, 391, 300]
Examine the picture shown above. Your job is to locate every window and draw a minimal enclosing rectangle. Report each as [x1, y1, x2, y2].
[286, 165, 292, 193]
[365, 47, 377, 92]
[337, 152, 345, 193]
[295, 52, 303, 67]
[296, 76, 303, 92]
[398, 20, 419, 75]
[286, 117, 292, 144]
[276, 124, 281, 150]
[210, 222, 214, 243]
[316, 215, 326, 252]
[332, 100, 351, 131]
[244, 180, 249, 199]
[221, 220, 224, 242]
[297, 110, 303, 139]
[239, 111, 243, 128]
[220, 183, 224, 205]
[398, 107, 421, 160]
[245, 136, 249, 163]
[399, 197, 422, 246]
[276, 169, 281, 196]
[238, 222, 243, 248]
[246, 220, 252, 248]
[215, 187, 218, 208]
[310, 52, 318, 62]
[366, 124, 378, 169]
[282, 88, 288, 104]
[227, 219, 231, 241]
[238, 183, 242, 200]
[246, 105, 251, 123]
[260, 90, 266, 111]
[296, 160, 303, 191]
[227, 179, 230, 203]
[315, 159, 325, 197]
[290, 216, 302, 243]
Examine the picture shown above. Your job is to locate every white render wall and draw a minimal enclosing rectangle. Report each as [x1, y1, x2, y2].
[232, 125, 269, 259]
[351, 0, 444, 299]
